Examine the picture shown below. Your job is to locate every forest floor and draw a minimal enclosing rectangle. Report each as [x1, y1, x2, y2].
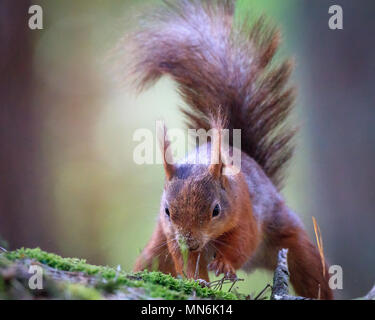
[0, 248, 248, 300]
[3, 247, 372, 300]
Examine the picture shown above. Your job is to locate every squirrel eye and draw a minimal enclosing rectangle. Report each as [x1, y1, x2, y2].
[212, 204, 220, 217]
[165, 207, 170, 217]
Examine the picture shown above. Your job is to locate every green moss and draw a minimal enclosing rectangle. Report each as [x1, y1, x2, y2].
[6, 248, 117, 276]
[62, 283, 103, 300]
[138, 271, 240, 300]
[4, 248, 242, 300]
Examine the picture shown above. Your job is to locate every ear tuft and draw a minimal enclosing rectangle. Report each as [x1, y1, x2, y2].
[208, 112, 225, 179]
[157, 123, 175, 181]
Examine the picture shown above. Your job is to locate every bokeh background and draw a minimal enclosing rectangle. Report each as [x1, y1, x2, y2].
[1, 0, 374, 299]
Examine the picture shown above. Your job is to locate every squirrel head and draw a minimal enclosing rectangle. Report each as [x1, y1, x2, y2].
[158, 124, 238, 252]
[160, 165, 236, 252]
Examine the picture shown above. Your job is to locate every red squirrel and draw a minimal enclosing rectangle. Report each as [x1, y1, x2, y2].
[131, 0, 333, 299]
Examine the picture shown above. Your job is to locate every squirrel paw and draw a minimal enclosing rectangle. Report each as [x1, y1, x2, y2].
[208, 257, 237, 279]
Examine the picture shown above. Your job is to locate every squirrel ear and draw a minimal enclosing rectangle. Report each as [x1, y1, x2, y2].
[157, 123, 175, 181]
[209, 158, 223, 179]
[208, 127, 223, 179]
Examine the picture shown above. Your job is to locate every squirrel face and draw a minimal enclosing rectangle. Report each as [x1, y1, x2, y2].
[160, 166, 233, 252]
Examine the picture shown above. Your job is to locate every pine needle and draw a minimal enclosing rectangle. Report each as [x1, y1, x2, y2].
[312, 216, 326, 278]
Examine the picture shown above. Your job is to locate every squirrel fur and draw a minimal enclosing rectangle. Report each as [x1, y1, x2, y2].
[131, 0, 333, 300]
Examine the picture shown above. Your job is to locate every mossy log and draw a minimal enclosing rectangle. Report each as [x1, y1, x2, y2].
[0, 248, 241, 300]
[1, 247, 373, 300]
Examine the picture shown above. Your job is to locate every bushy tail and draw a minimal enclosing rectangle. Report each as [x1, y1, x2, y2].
[128, 0, 296, 189]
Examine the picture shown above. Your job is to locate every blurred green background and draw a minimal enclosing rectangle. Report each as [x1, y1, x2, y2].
[1, 0, 374, 299]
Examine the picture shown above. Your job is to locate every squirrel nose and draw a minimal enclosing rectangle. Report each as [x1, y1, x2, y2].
[185, 237, 200, 251]
[188, 243, 200, 251]
[178, 232, 200, 251]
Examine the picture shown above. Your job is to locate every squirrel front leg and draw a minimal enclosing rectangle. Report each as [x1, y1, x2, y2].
[208, 222, 259, 278]
[134, 221, 177, 276]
